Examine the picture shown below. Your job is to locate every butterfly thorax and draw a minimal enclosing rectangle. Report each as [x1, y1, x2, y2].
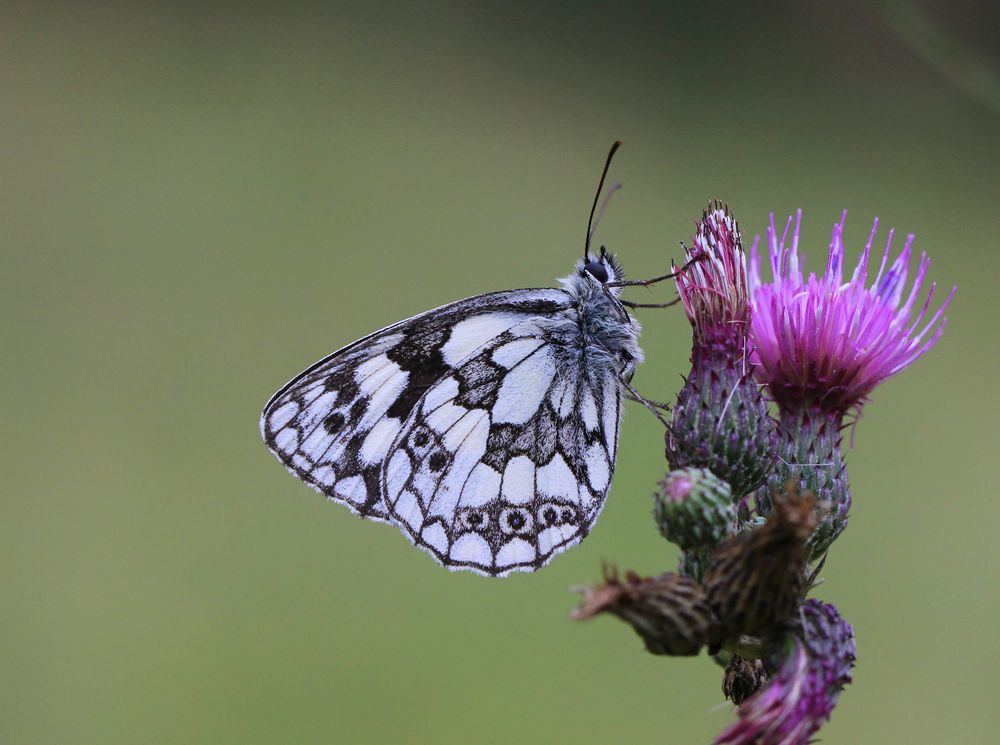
[558, 256, 644, 381]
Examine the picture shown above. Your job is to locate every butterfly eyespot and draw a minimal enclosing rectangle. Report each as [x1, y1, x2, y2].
[461, 509, 487, 530]
[500, 507, 533, 534]
[539, 505, 560, 526]
[560, 507, 576, 523]
[584, 260, 609, 283]
[413, 431, 429, 447]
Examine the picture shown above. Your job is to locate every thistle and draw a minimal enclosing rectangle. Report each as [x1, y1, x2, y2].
[654, 467, 737, 582]
[666, 202, 777, 499]
[572, 567, 717, 657]
[704, 486, 815, 641]
[714, 600, 856, 745]
[749, 210, 955, 556]
[571, 198, 952, 745]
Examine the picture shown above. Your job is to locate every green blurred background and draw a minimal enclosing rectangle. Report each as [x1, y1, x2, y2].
[2, 2, 996, 743]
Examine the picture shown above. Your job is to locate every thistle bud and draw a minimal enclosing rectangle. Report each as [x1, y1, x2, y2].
[573, 567, 717, 656]
[794, 599, 856, 700]
[715, 600, 856, 745]
[654, 467, 736, 551]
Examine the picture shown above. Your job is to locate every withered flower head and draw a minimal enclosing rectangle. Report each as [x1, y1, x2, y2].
[704, 487, 816, 640]
[572, 566, 717, 656]
[723, 656, 769, 705]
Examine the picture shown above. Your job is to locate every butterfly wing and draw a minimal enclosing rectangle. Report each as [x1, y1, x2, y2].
[260, 289, 573, 522]
[381, 319, 623, 576]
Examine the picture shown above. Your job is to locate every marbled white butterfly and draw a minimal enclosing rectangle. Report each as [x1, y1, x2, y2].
[260, 143, 679, 576]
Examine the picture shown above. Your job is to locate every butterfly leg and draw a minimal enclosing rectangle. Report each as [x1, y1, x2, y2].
[620, 378, 671, 429]
[604, 252, 707, 289]
[620, 297, 682, 310]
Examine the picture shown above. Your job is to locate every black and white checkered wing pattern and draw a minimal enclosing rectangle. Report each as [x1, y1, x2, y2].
[260, 290, 573, 523]
[381, 323, 622, 576]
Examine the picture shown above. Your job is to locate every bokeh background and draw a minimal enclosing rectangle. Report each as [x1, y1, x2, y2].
[2, 2, 997, 743]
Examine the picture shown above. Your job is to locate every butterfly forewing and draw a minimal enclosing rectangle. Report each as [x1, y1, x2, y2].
[260, 290, 575, 524]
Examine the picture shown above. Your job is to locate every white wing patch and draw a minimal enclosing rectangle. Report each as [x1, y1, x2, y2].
[537, 453, 576, 500]
[492, 344, 554, 425]
[491, 337, 545, 368]
[501, 456, 535, 504]
[442, 313, 526, 366]
[360, 418, 402, 465]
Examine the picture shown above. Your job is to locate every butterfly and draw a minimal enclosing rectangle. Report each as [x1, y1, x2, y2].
[260, 143, 680, 576]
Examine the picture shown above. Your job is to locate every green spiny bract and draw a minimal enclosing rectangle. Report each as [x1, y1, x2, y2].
[757, 407, 849, 559]
[665, 329, 776, 498]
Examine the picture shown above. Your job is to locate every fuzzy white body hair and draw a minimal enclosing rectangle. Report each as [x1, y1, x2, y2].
[552, 255, 643, 385]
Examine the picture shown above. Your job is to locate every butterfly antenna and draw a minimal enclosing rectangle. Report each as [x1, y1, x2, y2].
[585, 140, 622, 263]
[589, 182, 622, 249]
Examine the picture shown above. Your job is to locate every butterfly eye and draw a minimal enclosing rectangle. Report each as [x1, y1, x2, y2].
[584, 260, 609, 283]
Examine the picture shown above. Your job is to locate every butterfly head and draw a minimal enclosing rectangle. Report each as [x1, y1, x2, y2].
[579, 245, 624, 288]
[561, 245, 630, 308]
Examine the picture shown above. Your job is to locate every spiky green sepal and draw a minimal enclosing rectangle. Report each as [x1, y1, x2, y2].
[757, 406, 850, 559]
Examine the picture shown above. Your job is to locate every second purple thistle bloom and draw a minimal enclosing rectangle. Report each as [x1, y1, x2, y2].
[749, 210, 955, 413]
[748, 210, 955, 555]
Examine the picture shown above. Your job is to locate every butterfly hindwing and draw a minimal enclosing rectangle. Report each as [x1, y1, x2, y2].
[382, 320, 623, 576]
[260, 289, 573, 523]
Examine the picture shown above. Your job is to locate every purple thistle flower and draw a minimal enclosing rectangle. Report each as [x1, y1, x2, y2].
[676, 204, 751, 343]
[749, 209, 955, 416]
[666, 203, 777, 498]
[714, 599, 856, 745]
[748, 211, 955, 555]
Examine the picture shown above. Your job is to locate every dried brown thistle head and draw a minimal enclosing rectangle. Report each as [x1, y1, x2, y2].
[704, 484, 817, 640]
[573, 565, 718, 656]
